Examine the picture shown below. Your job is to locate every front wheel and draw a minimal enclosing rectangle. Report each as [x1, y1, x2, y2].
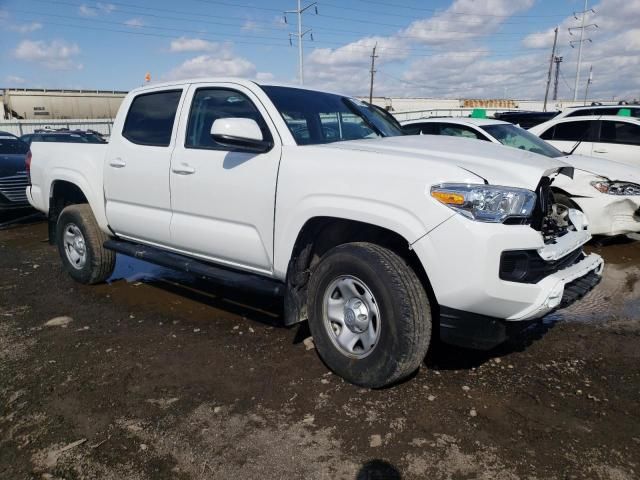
[307, 242, 432, 388]
[56, 204, 115, 284]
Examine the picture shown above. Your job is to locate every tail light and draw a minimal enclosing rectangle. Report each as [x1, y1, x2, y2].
[25, 150, 32, 185]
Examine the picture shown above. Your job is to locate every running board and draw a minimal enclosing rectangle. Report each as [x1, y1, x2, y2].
[104, 239, 284, 297]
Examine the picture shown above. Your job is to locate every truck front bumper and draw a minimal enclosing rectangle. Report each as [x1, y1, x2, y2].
[411, 211, 604, 348]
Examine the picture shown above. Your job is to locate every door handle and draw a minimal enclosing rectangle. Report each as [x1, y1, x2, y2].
[109, 158, 126, 168]
[593, 149, 608, 154]
[172, 163, 196, 175]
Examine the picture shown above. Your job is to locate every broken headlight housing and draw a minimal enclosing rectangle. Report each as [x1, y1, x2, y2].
[591, 180, 640, 196]
[430, 183, 537, 223]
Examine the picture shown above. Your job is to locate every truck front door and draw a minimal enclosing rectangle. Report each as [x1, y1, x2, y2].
[168, 83, 281, 275]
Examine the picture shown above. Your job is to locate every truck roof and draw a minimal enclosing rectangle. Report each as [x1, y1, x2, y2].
[128, 78, 348, 98]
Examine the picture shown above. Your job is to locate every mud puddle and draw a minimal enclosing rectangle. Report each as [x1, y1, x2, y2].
[548, 238, 640, 323]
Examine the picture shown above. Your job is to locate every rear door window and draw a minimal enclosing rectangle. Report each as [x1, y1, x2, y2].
[123, 90, 182, 147]
[599, 121, 640, 146]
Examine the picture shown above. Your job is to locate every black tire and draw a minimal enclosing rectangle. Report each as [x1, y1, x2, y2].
[307, 242, 432, 388]
[56, 204, 115, 284]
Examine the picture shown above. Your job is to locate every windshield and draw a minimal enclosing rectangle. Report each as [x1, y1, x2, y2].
[483, 123, 564, 158]
[261, 85, 403, 145]
[0, 135, 29, 154]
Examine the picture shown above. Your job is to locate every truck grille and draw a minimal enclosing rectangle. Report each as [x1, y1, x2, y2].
[0, 173, 29, 204]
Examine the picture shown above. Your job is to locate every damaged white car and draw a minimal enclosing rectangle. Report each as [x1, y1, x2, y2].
[402, 118, 640, 237]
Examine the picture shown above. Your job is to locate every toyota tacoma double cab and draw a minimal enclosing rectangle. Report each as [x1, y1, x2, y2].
[26, 79, 604, 387]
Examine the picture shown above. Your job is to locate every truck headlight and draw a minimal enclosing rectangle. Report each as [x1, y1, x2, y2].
[431, 183, 537, 223]
[591, 180, 640, 196]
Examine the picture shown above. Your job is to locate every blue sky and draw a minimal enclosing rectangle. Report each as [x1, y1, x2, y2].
[1, 0, 638, 100]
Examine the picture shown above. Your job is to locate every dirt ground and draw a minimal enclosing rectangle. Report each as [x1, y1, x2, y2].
[1, 214, 639, 480]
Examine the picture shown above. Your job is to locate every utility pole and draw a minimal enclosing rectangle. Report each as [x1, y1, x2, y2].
[583, 65, 593, 105]
[543, 27, 559, 112]
[368, 43, 378, 104]
[284, 1, 317, 85]
[569, 0, 597, 101]
[553, 56, 563, 101]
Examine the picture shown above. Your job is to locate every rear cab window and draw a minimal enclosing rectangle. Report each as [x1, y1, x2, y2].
[122, 90, 183, 146]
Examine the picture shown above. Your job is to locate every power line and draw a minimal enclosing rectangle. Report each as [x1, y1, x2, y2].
[30, 0, 554, 40]
[314, 1, 565, 24]
[9, 10, 556, 57]
[348, 0, 569, 18]
[11, 9, 298, 43]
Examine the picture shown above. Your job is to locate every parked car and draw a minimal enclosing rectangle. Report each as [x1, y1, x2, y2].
[492, 111, 559, 129]
[20, 129, 107, 146]
[553, 104, 640, 120]
[0, 131, 31, 212]
[27, 79, 603, 387]
[402, 118, 640, 236]
[528, 115, 640, 167]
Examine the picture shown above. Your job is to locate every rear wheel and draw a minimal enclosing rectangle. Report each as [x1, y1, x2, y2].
[56, 204, 115, 284]
[307, 242, 431, 388]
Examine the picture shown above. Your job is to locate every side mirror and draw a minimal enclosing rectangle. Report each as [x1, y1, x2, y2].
[211, 118, 272, 153]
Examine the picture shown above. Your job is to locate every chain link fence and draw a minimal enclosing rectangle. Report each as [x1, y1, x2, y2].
[0, 119, 114, 137]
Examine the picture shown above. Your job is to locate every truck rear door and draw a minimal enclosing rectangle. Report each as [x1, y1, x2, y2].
[167, 83, 281, 274]
[104, 87, 185, 245]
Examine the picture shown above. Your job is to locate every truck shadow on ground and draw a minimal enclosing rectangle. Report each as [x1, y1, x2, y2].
[108, 250, 560, 378]
[425, 319, 557, 371]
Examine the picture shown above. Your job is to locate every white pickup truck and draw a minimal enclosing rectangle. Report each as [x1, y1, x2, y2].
[27, 79, 604, 387]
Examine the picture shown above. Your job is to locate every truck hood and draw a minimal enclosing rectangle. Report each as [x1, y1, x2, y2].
[559, 154, 640, 183]
[320, 135, 569, 191]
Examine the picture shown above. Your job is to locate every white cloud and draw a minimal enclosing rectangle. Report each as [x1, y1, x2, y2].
[13, 39, 82, 70]
[5, 75, 26, 85]
[256, 72, 275, 82]
[97, 2, 116, 14]
[402, 0, 534, 45]
[304, 0, 537, 96]
[242, 20, 259, 32]
[520, 0, 640, 100]
[78, 4, 97, 16]
[169, 37, 220, 53]
[79, 2, 115, 17]
[302, 0, 640, 101]
[9, 22, 42, 34]
[124, 18, 144, 28]
[165, 53, 256, 80]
